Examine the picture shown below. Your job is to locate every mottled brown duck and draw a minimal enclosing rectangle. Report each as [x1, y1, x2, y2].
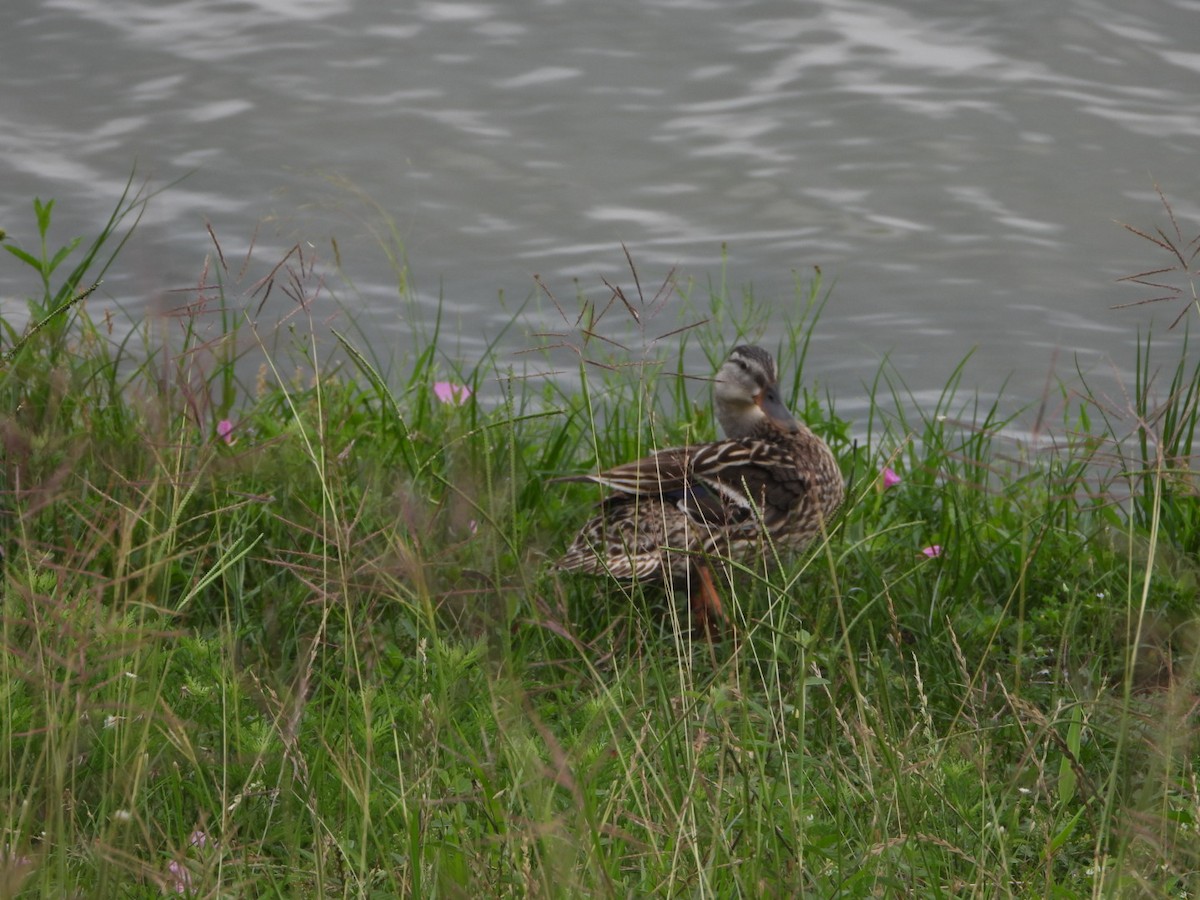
[557, 344, 844, 636]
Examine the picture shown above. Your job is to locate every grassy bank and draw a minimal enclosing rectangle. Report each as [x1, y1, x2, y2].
[0, 186, 1198, 897]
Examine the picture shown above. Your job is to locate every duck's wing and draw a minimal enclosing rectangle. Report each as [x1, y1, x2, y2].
[561, 445, 695, 496]
[570, 438, 802, 517]
[565, 438, 809, 509]
[684, 438, 811, 532]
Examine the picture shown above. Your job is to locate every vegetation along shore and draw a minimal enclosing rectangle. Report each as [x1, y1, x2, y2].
[1, 178, 1198, 896]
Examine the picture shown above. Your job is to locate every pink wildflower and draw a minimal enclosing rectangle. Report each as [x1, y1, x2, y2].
[216, 419, 235, 445]
[165, 859, 192, 894]
[881, 466, 901, 490]
[433, 381, 472, 405]
[921, 545, 943, 558]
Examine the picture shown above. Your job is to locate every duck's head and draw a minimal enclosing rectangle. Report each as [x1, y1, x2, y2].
[713, 344, 800, 438]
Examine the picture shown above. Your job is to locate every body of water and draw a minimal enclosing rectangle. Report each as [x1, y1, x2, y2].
[3, 0, 1200, 423]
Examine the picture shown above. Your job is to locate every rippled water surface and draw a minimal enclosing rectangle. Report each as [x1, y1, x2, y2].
[4, 0, 1200, 416]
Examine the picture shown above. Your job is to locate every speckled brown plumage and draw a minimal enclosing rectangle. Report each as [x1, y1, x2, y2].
[557, 345, 844, 636]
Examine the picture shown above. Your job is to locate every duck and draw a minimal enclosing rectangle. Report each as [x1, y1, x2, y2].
[556, 344, 844, 636]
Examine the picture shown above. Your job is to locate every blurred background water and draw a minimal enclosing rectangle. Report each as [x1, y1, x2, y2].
[3, 0, 1199, 425]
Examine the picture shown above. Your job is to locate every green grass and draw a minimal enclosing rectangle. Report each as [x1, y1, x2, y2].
[0, 186, 1198, 898]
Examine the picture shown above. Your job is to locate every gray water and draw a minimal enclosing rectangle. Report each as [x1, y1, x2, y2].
[3, 0, 1200, 425]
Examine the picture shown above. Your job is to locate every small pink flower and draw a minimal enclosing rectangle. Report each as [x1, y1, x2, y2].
[468, 519, 478, 535]
[165, 859, 192, 894]
[881, 466, 901, 490]
[433, 381, 472, 405]
[189, 830, 209, 849]
[921, 545, 943, 558]
[216, 419, 235, 445]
